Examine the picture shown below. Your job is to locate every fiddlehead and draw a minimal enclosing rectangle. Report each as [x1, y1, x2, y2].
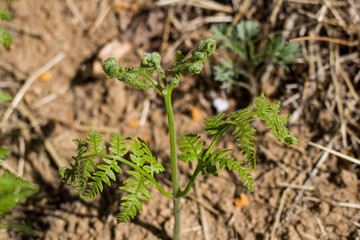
[102, 57, 120, 78]
[102, 58, 153, 90]
[141, 52, 162, 69]
[169, 38, 216, 85]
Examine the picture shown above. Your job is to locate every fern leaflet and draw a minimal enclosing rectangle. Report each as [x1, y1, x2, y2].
[60, 131, 166, 223]
[228, 108, 257, 171]
[255, 93, 299, 145]
[184, 94, 298, 191]
[117, 174, 151, 223]
[178, 134, 205, 162]
[203, 113, 228, 135]
[117, 137, 165, 223]
[201, 148, 233, 177]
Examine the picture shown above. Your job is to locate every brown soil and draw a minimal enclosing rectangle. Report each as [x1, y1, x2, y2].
[0, 0, 359, 239]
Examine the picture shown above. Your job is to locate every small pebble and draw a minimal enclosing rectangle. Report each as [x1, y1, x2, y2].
[213, 98, 230, 112]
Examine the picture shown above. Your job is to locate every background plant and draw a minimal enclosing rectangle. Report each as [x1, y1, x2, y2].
[0, 149, 38, 236]
[212, 20, 301, 91]
[0, 0, 15, 48]
[0, 0, 15, 106]
[60, 39, 298, 239]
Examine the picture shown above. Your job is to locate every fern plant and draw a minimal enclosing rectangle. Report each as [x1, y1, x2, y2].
[59, 38, 298, 239]
[0, 149, 38, 236]
[212, 20, 301, 90]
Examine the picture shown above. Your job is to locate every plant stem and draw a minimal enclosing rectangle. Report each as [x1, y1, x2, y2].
[163, 83, 181, 240]
[137, 71, 164, 92]
[176, 164, 201, 197]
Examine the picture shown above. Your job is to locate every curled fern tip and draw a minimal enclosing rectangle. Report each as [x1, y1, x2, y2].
[102, 57, 119, 78]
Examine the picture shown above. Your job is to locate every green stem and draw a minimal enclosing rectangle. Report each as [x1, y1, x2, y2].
[137, 71, 164, 92]
[175, 164, 201, 197]
[158, 69, 168, 87]
[163, 83, 181, 240]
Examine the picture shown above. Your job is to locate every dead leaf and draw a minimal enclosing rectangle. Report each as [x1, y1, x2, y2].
[127, 119, 140, 128]
[38, 70, 52, 82]
[234, 193, 250, 207]
[190, 106, 202, 122]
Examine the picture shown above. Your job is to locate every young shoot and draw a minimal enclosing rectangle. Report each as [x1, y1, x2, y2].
[59, 38, 298, 239]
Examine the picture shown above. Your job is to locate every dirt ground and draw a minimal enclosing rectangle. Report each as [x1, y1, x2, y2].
[0, 0, 359, 239]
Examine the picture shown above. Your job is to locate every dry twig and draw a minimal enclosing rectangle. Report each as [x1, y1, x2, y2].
[308, 141, 360, 165]
[66, 0, 87, 30]
[1, 52, 66, 125]
[271, 188, 290, 240]
[290, 36, 359, 47]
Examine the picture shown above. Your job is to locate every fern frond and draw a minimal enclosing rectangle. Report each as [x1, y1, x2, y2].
[228, 108, 257, 171]
[137, 138, 165, 176]
[109, 134, 128, 158]
[203, 113, 228, 135]
[178, 134, 205, 162]
[255, 93, 299, 145]
[233, 166, 254, 191]
[201, 149, 233, 177]
[0, 171, 39, 219]
[117, 137, 164, 223]
[128, 137, 145, 166]
[59, 139, 94, 196]
[75, 129, 108, 200]
[86, 128, 106, 154]
[117, 174, 151, 223]
[198, 94, 298, 191]
[60, 131, 165, 222]
[60, 130, 127, 200]
[117, 171, 152, 223]
[200, 107, 258, 190]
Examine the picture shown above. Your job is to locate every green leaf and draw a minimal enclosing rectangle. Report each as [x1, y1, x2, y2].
[234, 20, 259, 42]
[0, 91, 13, 102]
[213, 58, 237, 89]
[211, 23, 229, 42]
[117, 175, 152, 223]
[0, 8, 11, 21]
[203, 113, 228, 134]
[255, 93, 299, 145]
[0, 171, 38, 219]
[0, 29, 13, 48]
[229, 108, 257, 171]
[201, 149, 234, 177]
[86, 128, 106, 154]
[0, 148, 10, 160]
[109, 134, 128, 157]
[264, 36, 301, 70]
[178, 134, 205, 162]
